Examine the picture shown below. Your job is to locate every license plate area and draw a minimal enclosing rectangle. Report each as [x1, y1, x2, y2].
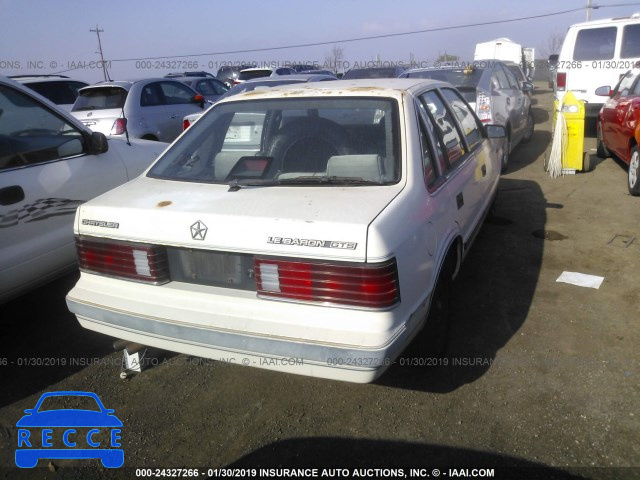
[167, 248, 256, 290]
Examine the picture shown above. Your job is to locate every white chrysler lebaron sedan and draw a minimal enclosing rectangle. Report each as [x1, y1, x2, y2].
[66, 79, 505, 383]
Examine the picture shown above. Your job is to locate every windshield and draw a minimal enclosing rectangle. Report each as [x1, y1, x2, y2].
[148, 97, 400, 186]
[404, 68, 484, 88]
[72, 87, 128, 111]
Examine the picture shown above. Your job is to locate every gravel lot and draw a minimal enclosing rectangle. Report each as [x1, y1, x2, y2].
[0, 83, 638, 480]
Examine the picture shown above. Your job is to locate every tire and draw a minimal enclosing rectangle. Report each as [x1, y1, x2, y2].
[629, 146, 640, 196]
[267, 118, 351, 173]
[500, 134, 510, 173]
[423, 250, 457, 357]
[521, 111, 534, 144]
[596, 121, 609, 158]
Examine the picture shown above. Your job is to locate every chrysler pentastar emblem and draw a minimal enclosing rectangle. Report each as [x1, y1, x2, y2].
[190, 220, 208, 240]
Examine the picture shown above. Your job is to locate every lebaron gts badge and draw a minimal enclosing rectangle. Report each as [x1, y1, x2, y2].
[190, 220, 208, 241]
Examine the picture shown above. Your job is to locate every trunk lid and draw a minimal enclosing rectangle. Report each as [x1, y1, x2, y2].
[76, 176, 404, 262]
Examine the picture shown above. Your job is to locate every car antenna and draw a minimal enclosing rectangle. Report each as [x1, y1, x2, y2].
[120, 104, 130, 146]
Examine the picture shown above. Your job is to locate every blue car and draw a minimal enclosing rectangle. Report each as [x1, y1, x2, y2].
[15, 391, 123, 468]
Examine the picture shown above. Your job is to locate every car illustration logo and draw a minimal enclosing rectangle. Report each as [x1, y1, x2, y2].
[15, 391, 124, 468]
[190, 220, 208, 240]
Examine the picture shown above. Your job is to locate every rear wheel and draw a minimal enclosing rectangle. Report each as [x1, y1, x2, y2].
[629, 147, 640, 196]
[522, 111, 534, 143]
[423, 250, 457, 357]
[500, 134, 510, 173]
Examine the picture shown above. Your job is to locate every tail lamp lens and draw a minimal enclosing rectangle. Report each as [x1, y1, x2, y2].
[556, 72, 566, 91]
[183, 119, 191, 130]
[111, 118, 127, 135]
[76, 236, 169, 284]
[254, 258, 399, 309]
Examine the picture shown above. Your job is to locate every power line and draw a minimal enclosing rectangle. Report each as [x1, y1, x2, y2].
[105, 3, 640, 62]
[53, 2, 640, 74]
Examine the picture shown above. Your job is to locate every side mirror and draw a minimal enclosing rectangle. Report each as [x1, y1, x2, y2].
[485, 124, 506, 138]
[87, 131, 109, 155]
[522, 81, 534, 92]
[193, 94, 205, 108]
[595, 86, 613, 97]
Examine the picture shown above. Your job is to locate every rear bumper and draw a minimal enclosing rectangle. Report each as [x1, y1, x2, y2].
[66, 274, 427, 383]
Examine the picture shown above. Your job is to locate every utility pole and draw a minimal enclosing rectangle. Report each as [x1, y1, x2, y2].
[90, 25, 110, 81]
[586, 0, 592, 21]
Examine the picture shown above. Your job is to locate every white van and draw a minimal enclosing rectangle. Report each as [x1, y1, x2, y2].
[555, 13, 640, 118]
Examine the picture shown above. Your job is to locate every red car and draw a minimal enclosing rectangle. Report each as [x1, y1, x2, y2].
[597, 68, 640, 196]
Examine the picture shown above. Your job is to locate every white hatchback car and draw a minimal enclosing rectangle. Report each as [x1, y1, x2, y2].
[71, 78, 206, 143]
[66, 79, 505, 382]
[0, 76, 167, 304]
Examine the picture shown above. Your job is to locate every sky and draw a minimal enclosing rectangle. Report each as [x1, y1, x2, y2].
[2, 0, 640, 83]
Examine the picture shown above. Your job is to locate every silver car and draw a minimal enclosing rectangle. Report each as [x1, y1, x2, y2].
[71, 78, 206, 142]
[401, 60, 534, 171]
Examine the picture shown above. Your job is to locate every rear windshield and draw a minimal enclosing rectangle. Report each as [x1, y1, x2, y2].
[573, 27, 617, 60]
[342, 68, 399, 79]
[72, 87, 128, 111]
[28, 81, 87, 105]
[238, 70, 272, 81]
[148, 97, 400, 186]
[404, 68, 484, 88]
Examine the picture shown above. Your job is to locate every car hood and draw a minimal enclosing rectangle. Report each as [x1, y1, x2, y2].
[16, 410, 123, 427]
[76, 176, 404, 261]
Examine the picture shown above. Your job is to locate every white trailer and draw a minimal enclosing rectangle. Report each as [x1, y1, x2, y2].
[474, 38, 534, 78]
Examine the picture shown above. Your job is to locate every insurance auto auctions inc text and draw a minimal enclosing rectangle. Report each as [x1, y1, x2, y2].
[204, 467, 495, 478]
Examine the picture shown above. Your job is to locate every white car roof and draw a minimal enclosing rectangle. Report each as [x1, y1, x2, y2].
[216, 78, 445, 104]
[569, 13, 640, 28]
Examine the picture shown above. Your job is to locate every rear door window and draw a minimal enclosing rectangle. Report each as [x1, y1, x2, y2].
[420, 90, 465, 168]
[491, 67, 510, 90]
[500, 65, 520, 89]
[440, 88, 481, 151]
[573, 27, 617, 60]
[158, 82, 197, 105]
[621, 24, 640, 58]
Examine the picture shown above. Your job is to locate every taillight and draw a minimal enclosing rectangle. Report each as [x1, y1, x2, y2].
[183, 119, 191, 130]
[556, 72, 566, 91]
[476, 91, 492, 123]
[254, 258, 400, 309]
[76, 236, 169, 284]
[111, 118, 127, 135]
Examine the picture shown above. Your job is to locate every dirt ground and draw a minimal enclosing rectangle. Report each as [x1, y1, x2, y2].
[0, 83, 638, 480]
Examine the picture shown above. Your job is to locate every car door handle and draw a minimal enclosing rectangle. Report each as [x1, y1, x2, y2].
[481, 164, 487, 177]
[0, 185, 26, 206]
[170, 114, 179, 119]
[456, 192, 464, 209]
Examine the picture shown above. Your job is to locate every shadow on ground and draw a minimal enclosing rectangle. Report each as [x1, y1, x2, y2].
[377, 177, 547, 393]
[228, 437, 587, 479]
